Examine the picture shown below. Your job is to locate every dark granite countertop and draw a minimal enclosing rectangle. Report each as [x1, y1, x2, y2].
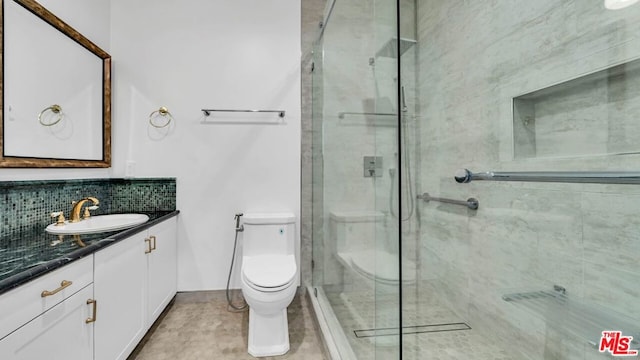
[0, 210, 179, 296]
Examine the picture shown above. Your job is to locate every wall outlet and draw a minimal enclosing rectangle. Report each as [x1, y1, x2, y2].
[125, 160, 136, 178]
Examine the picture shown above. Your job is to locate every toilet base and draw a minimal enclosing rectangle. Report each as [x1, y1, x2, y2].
[248, 308, 290, 357]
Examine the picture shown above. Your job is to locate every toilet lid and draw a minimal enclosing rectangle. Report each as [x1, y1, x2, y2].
[242, 254, 297, 288]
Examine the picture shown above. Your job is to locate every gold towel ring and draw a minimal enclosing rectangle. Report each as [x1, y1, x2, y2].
[149, 106, 173, 128]
[38, 104, 64, 126]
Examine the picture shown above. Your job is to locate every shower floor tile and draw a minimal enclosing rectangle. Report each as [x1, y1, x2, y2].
[324, 283, 525, 360]
[129, 290, 328, 360]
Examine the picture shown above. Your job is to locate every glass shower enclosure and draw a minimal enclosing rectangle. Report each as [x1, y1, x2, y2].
[312, 1, 640, 359]
[311, 0, 404, 358]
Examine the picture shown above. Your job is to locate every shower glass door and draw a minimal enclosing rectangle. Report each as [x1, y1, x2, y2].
[405, 1, 640, 359]
[311, 0, 402, 359]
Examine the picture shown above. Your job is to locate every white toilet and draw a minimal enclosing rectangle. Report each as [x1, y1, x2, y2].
[240, 213, 298, 357]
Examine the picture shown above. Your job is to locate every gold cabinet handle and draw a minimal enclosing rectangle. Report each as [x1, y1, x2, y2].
[145, 237, 152, 254]
[41, 280, 73, 297]
[150, 235, 157, 251]
[86, 299, 97, 323]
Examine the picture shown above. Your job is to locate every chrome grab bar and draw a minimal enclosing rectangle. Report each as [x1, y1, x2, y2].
[455, 169, 640, 185]
[417, 192, 479, 210]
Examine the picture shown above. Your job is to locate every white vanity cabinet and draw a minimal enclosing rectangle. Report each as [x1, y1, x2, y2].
[94, 217, 177, 360]
[146, 217, 178, 324]
[0, 256, 95, 360]
[0, 215, 177, 360]
[94, 232, 147, 360]
[0, 255, 94, 341]
[0, 285, 95, 360]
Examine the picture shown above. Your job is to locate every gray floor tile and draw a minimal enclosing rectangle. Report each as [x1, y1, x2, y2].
[129, 290, 329, 360]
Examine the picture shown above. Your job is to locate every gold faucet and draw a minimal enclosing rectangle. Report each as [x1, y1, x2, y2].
[70, 197, 100, 222]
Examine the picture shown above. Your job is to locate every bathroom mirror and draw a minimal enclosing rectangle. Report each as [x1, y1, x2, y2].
[0, 0, 111, 167]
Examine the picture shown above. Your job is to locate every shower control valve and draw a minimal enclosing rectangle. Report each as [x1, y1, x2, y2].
[364, 156, 383, 178]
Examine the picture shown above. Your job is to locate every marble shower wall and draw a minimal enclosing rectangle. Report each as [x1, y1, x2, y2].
[416, 1, 640, 359]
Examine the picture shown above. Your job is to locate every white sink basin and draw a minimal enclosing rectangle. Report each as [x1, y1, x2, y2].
[45, 214, 150, 235]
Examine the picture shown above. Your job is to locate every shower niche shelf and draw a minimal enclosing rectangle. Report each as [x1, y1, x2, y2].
[512, 57, 640, 160]
[502, 287, 640, 351]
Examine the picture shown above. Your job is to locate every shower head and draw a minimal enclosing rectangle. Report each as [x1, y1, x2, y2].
[375, 37, 417, 59]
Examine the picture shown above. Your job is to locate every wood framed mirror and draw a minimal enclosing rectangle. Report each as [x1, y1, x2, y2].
[0, 0, 111, 167]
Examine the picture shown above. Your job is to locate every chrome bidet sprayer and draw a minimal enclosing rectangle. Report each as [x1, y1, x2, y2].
[226, 213, 247, 312]
[234, 213, 244, 232]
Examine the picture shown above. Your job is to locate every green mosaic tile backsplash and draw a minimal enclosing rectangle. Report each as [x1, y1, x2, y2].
[0, 178, 176, 240]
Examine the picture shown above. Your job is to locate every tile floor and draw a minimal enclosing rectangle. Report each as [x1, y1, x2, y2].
[129, 290, 329, 360]
[322, 282, 523, 360]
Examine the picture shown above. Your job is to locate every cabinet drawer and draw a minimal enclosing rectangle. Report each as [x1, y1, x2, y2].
[0, 284, 95, 360]
[0, 255, 93, 340]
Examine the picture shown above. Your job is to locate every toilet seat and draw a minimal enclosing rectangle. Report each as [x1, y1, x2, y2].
[242, 254, 297, 292]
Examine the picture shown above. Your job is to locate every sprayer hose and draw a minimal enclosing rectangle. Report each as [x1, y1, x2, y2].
[226, 228, 248, 312]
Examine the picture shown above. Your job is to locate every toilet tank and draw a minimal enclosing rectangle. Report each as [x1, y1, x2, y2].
[242, 213, 296, 257]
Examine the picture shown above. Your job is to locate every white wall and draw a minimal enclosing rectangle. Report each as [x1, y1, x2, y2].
[2, 0, 301, 291]
[110, 0, 301, 291]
